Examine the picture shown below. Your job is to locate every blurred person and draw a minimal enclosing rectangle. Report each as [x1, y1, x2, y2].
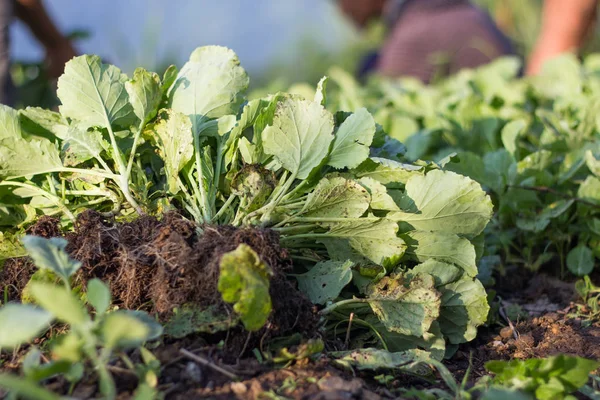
[0, 0, 76, 105]
[337, 0, 515, 82]
[527, 0, 598, 75]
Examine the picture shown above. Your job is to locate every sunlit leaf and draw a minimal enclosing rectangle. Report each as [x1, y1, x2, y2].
[262, 97, 334, 179]
[295, 260, 353, 305]
[218, 244, 272, 331]
[0, 304, 52, 349]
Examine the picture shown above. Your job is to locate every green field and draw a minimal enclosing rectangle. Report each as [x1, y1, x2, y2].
[0, 43, 599, 399]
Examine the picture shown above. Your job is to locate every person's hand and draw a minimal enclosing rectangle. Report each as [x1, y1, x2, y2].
[526, 42, 566, 76]
[526, 0, 598, 76]
[45, 39, 77, 79]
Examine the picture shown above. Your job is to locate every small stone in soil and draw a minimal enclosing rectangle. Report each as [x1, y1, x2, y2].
[318, 376, 362, 394]
[230, 382, 247, 394]
[515, 333, 535, 349]
[184, 362, 203, 383]
[499, 326, 514, 339]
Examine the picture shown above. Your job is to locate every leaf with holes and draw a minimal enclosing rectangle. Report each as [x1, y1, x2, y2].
[296, 260, 354, 305]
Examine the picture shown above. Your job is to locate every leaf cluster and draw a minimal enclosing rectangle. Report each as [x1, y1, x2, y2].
[0, 237, 162, 399]
[0, 46, 495, 359]
[323, 55, 600, 276]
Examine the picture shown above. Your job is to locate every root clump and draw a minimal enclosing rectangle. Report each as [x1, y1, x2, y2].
[1, 211, 319, 354]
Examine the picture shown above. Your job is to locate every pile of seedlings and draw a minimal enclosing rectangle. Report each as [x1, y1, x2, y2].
[0, 45, 547, 399]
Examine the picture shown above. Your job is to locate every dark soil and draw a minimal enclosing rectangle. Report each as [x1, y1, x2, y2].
[171, 364, 384, 400]
[1, 211, 319, 356]
[154, 341, 387, 400]
[447, 271, 600, 383]
[1, 215, 62, 299]
[3, 215, 600, 399]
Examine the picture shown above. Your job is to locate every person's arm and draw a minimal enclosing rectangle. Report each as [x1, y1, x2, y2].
[527, 0, 598, 75]
[14, 0, 76, 78]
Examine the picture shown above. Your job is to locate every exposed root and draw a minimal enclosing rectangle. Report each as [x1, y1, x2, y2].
[2, 211, 319, 355]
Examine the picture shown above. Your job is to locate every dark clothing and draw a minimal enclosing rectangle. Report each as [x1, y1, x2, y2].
[362, 0, 515, 82]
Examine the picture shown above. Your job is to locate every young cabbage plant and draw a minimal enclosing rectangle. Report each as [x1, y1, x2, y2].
[0, 57, 172, 226]
[0, 236, 162, 400]
[485, 355, 600, 400]
[0, 45, 496, 359]
[215, 95, 492, 355]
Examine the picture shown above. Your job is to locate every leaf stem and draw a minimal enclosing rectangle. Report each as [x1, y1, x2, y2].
[279, 233, 329, 243]
[280, 179, 310, 203]
[64, 188, 121, 214]
[265, 170, 290, 205]
[272, 224, 317, 234]
[77, 322, 115, 400]
[276, 202, 304, 210]
[94, 156, 114, 175]
[194, 139, 212, 222]
[100, 119, 143, 215]
[280, 195, 308, 206]
[289, 254, 323, 263]
[284, 217, 380, 225]
[0, 181, 75, 221]
[212, 193, 236, 223]
[232, 197, 248, 226]
[332, 316, 388, 351]
[104, 120, 127, 174]
[177, 176, 202, 220]
[117, 176, 143, 215]
[126, 123, 144, 178]
[273, 171, 297, 205]
[89, 348, 115, 400]
[81, 198, 120, 214]
[63, 189, 113, 197]
[212, 139, 225, 200]
[46, 176, 57, 196]
[320, 298, 369, 316]
[185, 168, 204, 212]
[17, 167, 118, 181]
[66, 164, 141, 215]
[259, 171, 297, 224]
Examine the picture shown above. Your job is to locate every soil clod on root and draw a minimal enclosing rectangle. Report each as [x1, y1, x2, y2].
[1, 211, 319, 354]
[1, 216, 62, 300]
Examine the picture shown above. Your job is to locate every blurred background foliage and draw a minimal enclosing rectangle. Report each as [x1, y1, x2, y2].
[474, 0, 543, 56]
[475, 0, 600, 56]
[10, 0, 600, 109]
